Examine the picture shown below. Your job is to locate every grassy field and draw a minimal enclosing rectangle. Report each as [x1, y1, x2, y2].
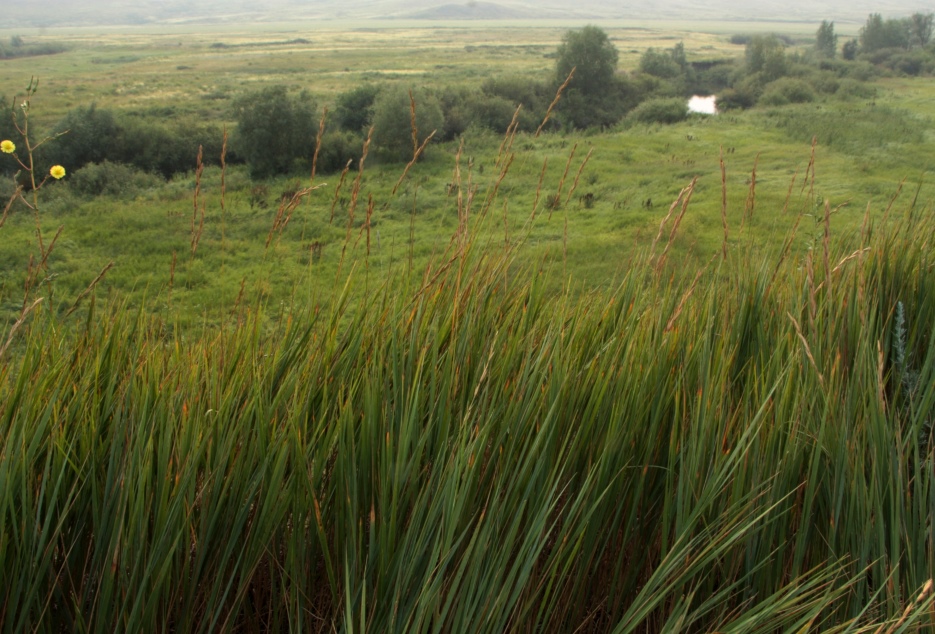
[1, 22, 935, 631]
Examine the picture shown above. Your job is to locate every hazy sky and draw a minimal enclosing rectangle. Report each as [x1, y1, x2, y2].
[4, 0, 929, 29]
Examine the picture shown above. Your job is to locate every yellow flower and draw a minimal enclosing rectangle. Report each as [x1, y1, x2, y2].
[50, 165, 66, 180]
[0, 140, 14, 154]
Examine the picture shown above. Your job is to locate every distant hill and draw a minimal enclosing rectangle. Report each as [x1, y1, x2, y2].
[0, 0, 920, 29]
[399, 2, 556, 20]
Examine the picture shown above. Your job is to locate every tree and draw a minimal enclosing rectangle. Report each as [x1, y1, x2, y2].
[371, 86, 443, 162]
[639, 48, 682, 79]
[232, 86, 317, 179]
[334, 84, 381, 134]
[815, 21, 837, 58]
[45, 104, 122, 171]
[842, 39, 859, 60]
[909, 13, 933, 48]
[745, 35, 787, 81]
[859, 13, 909, 53]
[555, 25, 619, 97]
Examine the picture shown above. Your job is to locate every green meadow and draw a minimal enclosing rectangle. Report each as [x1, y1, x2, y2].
[1, 20, 935, 632]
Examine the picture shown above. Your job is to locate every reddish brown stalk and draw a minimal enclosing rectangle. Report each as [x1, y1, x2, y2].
[452, 139, 466, 244]
[536, 67, 575, 137]
[190, 145, 205, 258]
[767, 209, 804, 294]
[335, 129, 372, 277]
[408, 188, 417, 275]
[311, 107, 327, 184]
[564, 147, 593, 206]
[806, 252, 817, 331]
[531, 157, 548, 220]
[220, 129, 228, 266]
[503, 201, 510, 247]
[650, 188, 688, 260]
[740, 153, 759, 232]
[496, 106, 522, 169]
[719, 146, 728, 259]
[66, 261, 114, 317]
[548, 143, 578, 220]
[656, 177, 698, 273]
[881, 179, 905, 227]
[801, 135, 817, 196]
[789, 312, 824, 387]
[665, 253, 715, 333]
[480, 153, 515, 218]
[781, 167, 799, 215]
[168, 250, 177, 302]
[392, 129, 437, 195]
[347, 127, 373, 222]
[821, 200, 832, 348]
[275, 186, 319, 245]
[0, 185, 22, 229]
[329, 160, 353, 225]
[0, 297, 44, 360]
[38, 224, 63, 272]
[409, 90, 419, 156]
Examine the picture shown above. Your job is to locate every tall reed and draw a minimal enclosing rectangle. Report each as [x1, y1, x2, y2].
[1, 178, 934, 631]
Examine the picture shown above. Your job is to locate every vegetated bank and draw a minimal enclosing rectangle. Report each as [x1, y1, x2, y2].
[1, 170, 934, 630]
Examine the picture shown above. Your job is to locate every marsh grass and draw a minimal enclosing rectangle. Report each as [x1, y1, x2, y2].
[2, 138, 935, 630]
[2, 71, 935, 631]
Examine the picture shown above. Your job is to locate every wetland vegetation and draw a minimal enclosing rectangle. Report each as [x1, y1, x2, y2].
[1, 14, 935, 632]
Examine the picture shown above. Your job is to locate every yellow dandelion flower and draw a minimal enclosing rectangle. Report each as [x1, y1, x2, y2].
[50, 165, 66, 180]
[0, 140, 14, 154]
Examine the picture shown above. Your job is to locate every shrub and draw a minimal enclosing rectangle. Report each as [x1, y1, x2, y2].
[334, 84, 381, 133]
[716, 88, 756, 111]
[835, 78, 878, 100]
[232, 86, 318, 179]
[69, 161, 163, 198]
[371, 86, 443, 162]
[44, 104, 122, 171]
[316, 129, 361, 174]
[627, 97, 689, 125]
[759, 78, 816, 106]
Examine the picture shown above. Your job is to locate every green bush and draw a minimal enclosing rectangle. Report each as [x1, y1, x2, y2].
[371, 86, 444, 162]
[334, 84, 381, 133]
[759, 78, 816, 106]
[627, 97, 689, 125]
[69, 160, 163, 198]
[232, 85, 318, 179]
[44, 105, 122, 172]
[316, 129, 362, 174]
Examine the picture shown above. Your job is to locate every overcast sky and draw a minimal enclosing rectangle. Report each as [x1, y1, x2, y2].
[3, 0, 929, 29]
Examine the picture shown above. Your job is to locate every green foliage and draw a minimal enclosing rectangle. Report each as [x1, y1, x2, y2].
[859, 13, 910, 53]
[333, 83, 381, 134]
[627, 97, 689, 125]
[815, 20, 837, 59]
[45, 104, 121, 171]
[555, 25, 619, 98]
[371, 85, 443, 162]
[0, 36, 67, 59]
[744, 35, 787, 81]
[909, 13, 934, 48]
[3, 203, 935, 630]
[842, 39, 859, 60]
[316, 129, 361, 174]
[761, 104, 925, 153]
[69, 160, 163, 198]
[232, 85, 318, 179]
[639, 47, 683, 79]
[759, 77, 817, 105]
[41, 106, 223, 179]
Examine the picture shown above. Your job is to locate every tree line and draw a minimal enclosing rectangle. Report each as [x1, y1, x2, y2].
[3, 15, 932, 188]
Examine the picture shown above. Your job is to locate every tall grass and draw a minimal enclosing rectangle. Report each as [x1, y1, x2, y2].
[1, 164, 934, 631]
